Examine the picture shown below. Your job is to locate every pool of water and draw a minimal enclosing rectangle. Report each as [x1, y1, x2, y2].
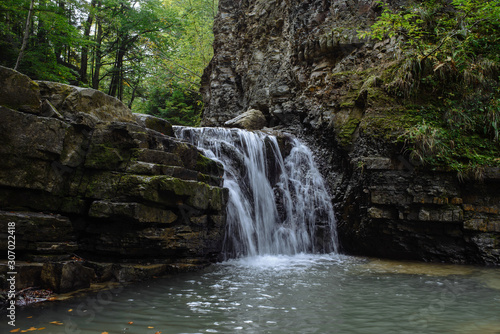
[3, 254, 500, 334]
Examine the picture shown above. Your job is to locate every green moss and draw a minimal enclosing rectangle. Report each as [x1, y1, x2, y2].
[195, 153, 222, 176]
[337, 117, 361, 146]
[340, 101, 356, 108]
[85, 144, 129, 170]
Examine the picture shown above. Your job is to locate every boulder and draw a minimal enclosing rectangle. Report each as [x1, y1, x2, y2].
[0, 66, 41, 114]
[37, 81, 135, 124]
[224, 109, 267, 130]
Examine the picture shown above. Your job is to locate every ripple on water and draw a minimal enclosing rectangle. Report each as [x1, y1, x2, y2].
[1, 254, 499, 334]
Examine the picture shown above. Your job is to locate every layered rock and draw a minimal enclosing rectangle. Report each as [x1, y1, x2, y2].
[338, 157, 500, 265]
[0, 66, 228, 291]
[201, 0, 500, 265]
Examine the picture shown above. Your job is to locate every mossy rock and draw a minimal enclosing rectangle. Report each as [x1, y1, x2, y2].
[172, 142, 224, 177]
[195, 154, 224, 177]
[89, 200, 178, 224]
[81, 171, 122, 199]
[134, 148, 184, 167]
[37, 81, 135, 123]
[0, 66, 41, 114]
[85, 143, 130, 171]
[337, 117, 361, 146]
[133, 113, 174, 137]
[115, 174, 227, 211]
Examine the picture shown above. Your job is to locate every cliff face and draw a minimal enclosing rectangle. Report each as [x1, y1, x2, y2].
[202, 0, 500, 265]
[0, 66, 228, 292]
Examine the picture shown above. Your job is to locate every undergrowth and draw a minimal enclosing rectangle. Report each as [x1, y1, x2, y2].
[360, 0, 500, 179]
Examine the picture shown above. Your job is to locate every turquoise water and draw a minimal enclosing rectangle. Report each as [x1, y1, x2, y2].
[3, 254, 500, 334]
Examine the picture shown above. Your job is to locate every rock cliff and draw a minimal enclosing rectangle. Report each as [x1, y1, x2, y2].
[202, 0, 500, 265]
[0, 66, 228, 292]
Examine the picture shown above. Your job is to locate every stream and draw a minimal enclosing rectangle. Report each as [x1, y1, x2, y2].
[3, 254, 500, 333]
[3, 127, 499, 333]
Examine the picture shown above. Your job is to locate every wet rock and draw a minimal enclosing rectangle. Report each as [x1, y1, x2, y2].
[115, 264, 168, 282]
[0, 66, 229, 292]
[133, 113, 174, 137]
[41, 262, 95, 293]
[224, 109, 267, 130]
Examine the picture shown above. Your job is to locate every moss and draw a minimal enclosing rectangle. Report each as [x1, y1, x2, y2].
[85, 144, 129, 170]
[337, 117, 361, 146]
[83, 171, 121, 199]
[195, 153, 222, 176]
[340, 101, 356, 108]
[360, 108, 419, 141]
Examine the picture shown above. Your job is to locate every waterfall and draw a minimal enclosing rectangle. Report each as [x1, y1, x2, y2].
[174, 127, 338, 258]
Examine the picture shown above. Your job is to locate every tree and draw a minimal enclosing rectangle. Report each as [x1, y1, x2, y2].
[0, 0, 219, 126]
[136, 0, 218, 126]
[14, 0, 34, 71]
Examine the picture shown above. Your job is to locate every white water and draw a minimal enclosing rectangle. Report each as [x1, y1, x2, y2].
[174, 127, 338, 258]
[4, 128, 499, 334]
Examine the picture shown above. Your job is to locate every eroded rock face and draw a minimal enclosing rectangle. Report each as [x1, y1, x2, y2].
[201, 0, 378, 128]
[0, 66, 228, 291]
[202, 0, 500, 265]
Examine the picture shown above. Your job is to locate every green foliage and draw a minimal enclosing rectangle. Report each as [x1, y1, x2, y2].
[0, 0, 217, 126]
[358, 1, 424, 49]
[143, 83, 202, 126]
[400, 96, 500, 179]
[1, 0, 87, 83]
[134, 0, 218, 126]
[360, 0, 500, 61]
[362, 0, 500, 174]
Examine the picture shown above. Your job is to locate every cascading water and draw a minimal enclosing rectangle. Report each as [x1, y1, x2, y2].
[174, 126, 338, 258]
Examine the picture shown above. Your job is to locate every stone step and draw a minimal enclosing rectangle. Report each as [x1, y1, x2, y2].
[126, 161, 223, 187]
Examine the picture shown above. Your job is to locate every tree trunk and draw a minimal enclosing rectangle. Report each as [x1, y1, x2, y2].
[14, 0, 35, 71]
[80, 0, 96, 84]
[92, 19, 103, 90]
[108, 41, 125, 98]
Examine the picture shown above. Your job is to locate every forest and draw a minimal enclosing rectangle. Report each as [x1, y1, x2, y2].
[0, 0, 217, 125]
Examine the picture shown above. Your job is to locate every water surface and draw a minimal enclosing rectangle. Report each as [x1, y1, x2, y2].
[4, 254, 500, 334]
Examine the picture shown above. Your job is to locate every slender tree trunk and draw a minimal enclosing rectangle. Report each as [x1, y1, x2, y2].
[92, 19, 103, 89]
[15, 0, 35, 71]
[54, 1, 65, 63]
[80, 0, 96, 84]
[128, 82, 139, 109]
[108, 41, 125, 98]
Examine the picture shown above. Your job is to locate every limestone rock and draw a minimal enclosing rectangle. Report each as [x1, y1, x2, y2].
[89, 201, 178, 224]
[133, 113, 174, 137]
[0, 66, 41, 114]
[0, 263, 43, 290]
[37, 81, 135, 124]
[0, 66, 229, 290]
[41, 262, 95, 293]
[224, 109, 267, 130]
